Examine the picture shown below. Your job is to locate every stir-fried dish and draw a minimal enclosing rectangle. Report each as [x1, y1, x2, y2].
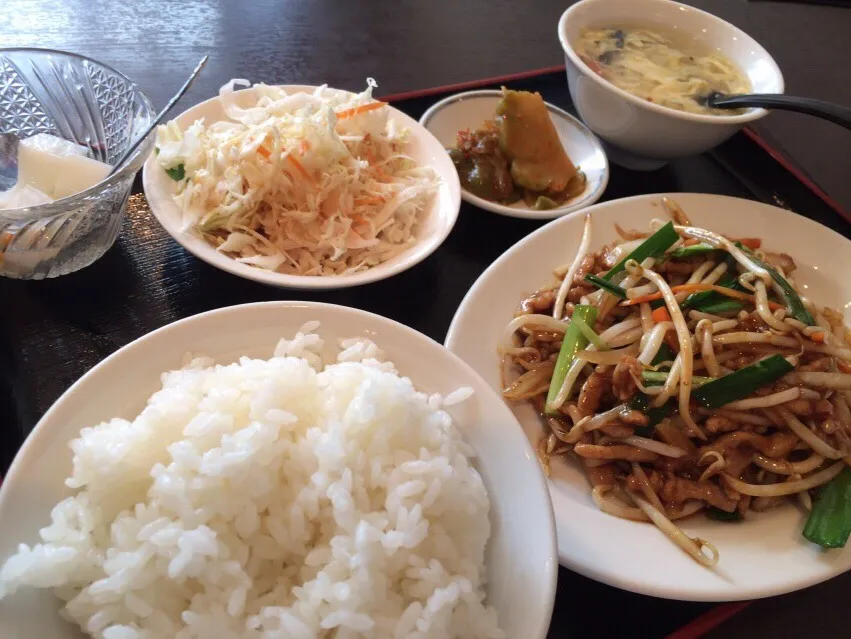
[449, 89, 586, 210]
[576, 27, 751, 116]
[501, 199, 851, 566]
[155, 79, 438, 276]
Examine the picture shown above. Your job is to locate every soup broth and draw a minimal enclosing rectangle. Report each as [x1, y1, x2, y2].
[576, 26, 751, 116]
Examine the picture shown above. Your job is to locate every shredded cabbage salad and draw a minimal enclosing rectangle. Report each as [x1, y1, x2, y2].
[155, 79, 439, 275]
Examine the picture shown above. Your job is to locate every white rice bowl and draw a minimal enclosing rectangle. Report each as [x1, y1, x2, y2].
[0, 326, 503, 639]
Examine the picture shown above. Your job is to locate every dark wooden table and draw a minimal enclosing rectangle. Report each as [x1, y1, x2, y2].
[2, 0, 849, 213]
[2, 1, 851, 638]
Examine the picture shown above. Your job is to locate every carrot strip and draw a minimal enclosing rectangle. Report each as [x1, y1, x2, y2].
[255, 132, 273, 159]
[353, 196, 384, 207]
[624, 292, 666, 306]
[810, 332, 826, 343]
[286, 154, 313, 183]
[579, 55, 603, 76]
[336, 101, 386, 120]
[651, 306, 672, 323]
[372, 166, 391, 181]
[621, 283, 784, 311]
[735, 237, 762, 250]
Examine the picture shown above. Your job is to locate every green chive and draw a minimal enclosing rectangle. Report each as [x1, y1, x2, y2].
[166, 164, 186, 181]
[629, 394, 675, 437]
[697, 299, 745, 315]
[803, 467, 851, 549]
[736, 242, 814, 325]
[651, 343, 675, 367]
[545, 305, 598, 414]
[691, 354, 793, 409]
[569, 312, 609, 351]
[669, 243, 716, 258]
[603, 222, 679, 282]
[628, 392, 651, 413]
[584, 273, 627, 299]
[706, 507, 742, 522]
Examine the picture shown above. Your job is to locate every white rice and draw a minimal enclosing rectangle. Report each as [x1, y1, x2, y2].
[0, 325, 502, 639]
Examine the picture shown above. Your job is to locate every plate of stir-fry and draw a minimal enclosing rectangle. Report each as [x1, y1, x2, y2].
[446, 193, 851, 601]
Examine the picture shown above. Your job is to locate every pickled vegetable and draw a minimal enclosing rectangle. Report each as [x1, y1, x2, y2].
[449, 89, 585, 208]
[496, 88, 578, 194]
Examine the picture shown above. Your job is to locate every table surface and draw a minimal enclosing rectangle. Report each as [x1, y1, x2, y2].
[2, 0, 849, 213]
[3, 1, 851, 637]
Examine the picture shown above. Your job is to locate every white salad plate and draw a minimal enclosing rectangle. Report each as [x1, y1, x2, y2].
[142, 86, 461, 289]
[0, 301, 556, 639]
[445, 193, 851, 601]
[419, 90, 609, 220]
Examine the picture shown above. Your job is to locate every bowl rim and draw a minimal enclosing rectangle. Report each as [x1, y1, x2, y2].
[0, 47, 156, 220]
[557, 0, 785, 125]
[142, 84, 462, 290]
[418, 88, 610, 220]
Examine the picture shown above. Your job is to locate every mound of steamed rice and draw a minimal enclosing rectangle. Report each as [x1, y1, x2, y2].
[0, 325, 503, 639]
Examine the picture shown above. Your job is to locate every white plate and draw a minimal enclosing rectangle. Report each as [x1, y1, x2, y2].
[0, 301, 556, 639]
[445, 193, 851, 601]
[419, 90, 608, 220]
[142, 86, 461, 289]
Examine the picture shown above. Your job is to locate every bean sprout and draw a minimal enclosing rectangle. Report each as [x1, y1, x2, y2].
[553, 214, 592, 320]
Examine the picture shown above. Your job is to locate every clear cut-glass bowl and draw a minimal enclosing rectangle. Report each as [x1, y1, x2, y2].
[0, 48, 155, 279]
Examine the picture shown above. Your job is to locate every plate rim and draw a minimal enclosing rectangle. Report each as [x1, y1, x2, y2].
[141, 85, 461, 290]
[418, 88, 609, 220]
[0, 300, 558, 636]
[445, 192, 851, 601]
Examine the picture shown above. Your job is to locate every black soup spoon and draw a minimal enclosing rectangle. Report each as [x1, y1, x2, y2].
[704, 92, 851, 130]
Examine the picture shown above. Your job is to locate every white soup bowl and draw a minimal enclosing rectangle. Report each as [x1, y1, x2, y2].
[558, 0, 783, 169]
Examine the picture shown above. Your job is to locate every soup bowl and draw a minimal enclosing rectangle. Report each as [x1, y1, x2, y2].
[558, 0, 783, 169]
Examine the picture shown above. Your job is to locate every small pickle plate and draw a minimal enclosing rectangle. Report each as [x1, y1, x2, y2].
[419, 90, 609, 220]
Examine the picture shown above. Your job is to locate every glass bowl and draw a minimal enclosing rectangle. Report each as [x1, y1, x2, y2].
[0, 48, 156, 279]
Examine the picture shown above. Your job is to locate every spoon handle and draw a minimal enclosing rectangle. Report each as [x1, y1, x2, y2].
[710, 94, 851, 131]
[108, 54, 209, 176]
